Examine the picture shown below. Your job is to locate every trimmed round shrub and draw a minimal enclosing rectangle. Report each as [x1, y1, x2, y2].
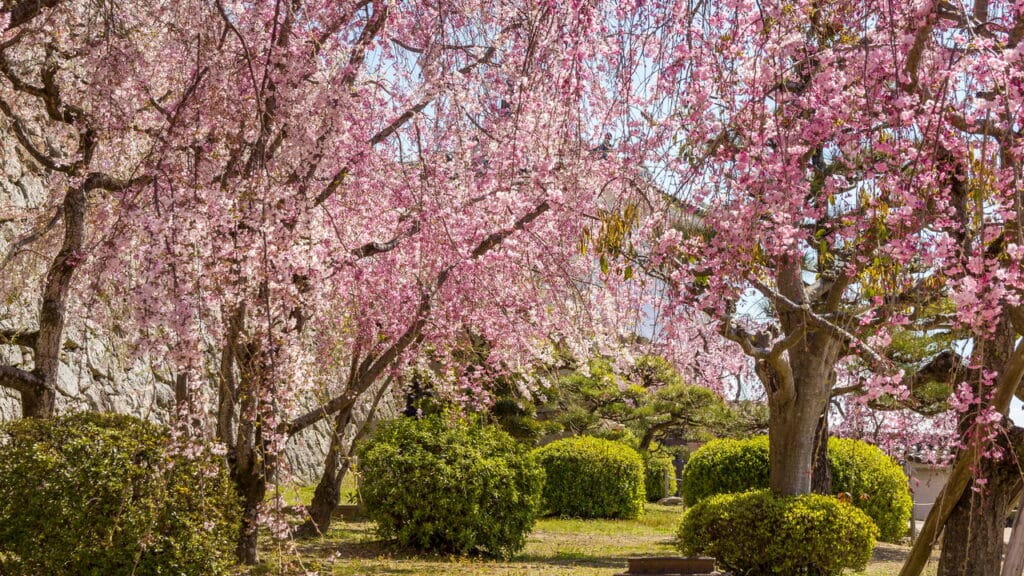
[678, 489, 878, 576]
[0, 412, 240, 576]
[534, 436, 645, 519]
[828, 437, 914, 542]
[644, 454, 678, 501]
[357, 415, 543, 558]
[680, 435, 911, 541]
[680, 436, 769, 505]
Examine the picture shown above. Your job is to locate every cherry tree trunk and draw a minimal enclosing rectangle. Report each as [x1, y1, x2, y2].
[765, 335, 838, 496]
[295, 409, 353, 538]
[937, 319, 1022, 576]
[20, 386, 55, 419]
[937, 455, 1020, 576]
[1001, 489, 1024, 576]
[768, 387, 829, 495]
[234, 461, 267, 565]
[811, 408, 832, 495]
[296, 379, 390, 537]
[21, 187, 88, 419]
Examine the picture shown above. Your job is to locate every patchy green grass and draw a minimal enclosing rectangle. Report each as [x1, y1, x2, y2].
[275, 475, 360, 508]
[243, 503, 939, 576]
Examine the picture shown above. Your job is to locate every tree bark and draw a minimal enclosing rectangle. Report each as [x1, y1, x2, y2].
[295, 376, 390, 538]
[938, 454, 1021, 576]
[811, 407, 832, 494]
[22, 186, 87, 418]
[937, 317, 1021, 576]
[234, 454, 268, 565]
[224, 338, 275, 565]
[764, 333, 840, 495]
[294, 408, 354, 538]
[760, 255, 844, 496]
[1002, 485, 1024, 576]
[767, 382, 829, 494]
[900, 336, 1024, 576]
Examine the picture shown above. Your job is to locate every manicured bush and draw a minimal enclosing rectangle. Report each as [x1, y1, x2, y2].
[680, 435, 912, 541]
[677, 489, 878, 576]
[357, 415, 543, 558]
[828, 437, 914, 542]
[534, 436, 645, 519]
[0, 412, 240, 576]
[644, 454, 678, 501]
[679, 436, 769, 505]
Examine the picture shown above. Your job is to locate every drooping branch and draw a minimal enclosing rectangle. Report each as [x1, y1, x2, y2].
[314, 44, 500, 205]
[288, 199, 552, 434]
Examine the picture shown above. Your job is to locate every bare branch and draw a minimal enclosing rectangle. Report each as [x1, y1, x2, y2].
[723, 320, 769, 359]
[352, 220, 421, 259]
[769, 324, 806, 358]
[749, 277, 894, 372]
[6, 0, 63, 30]
[0, 365, 40, 393]
[0, 329, 37, 348]
[472, 201, 550, 258]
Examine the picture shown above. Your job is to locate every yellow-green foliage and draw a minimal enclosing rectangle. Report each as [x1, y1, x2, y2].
[643, 454, 678, 501]
[678, 489, 878, 576]
[0, 413, 240, 576]
[357, 415, 544, 559]
[681, 435, 912, 542]
[680, 436, 769, 505]
[828, 437, 914, 542]
[534, 436, 645, 519]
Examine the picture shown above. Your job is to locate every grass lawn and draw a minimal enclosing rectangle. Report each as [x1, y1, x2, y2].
[245, 501, 940, 576]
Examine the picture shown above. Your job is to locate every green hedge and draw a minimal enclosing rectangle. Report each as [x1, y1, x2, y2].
[533, 436, 645, 519]
[357, 415, 543, 558]
[0, 412, 240, 576]
[678, 489, 878, 576]
[828, 437, 914, 542]
[680, 435, 912, 541]
[680, 436, 769, 505]
[644, 454, 678, 501]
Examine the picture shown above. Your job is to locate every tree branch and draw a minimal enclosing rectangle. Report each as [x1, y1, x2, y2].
[0, 329, 37, 348]
[288, 199, 551, 434]
[314, 44, 499, 206]
[749, 277, 894, 372]
[352, 220, 421, 259]
[6, 0, 63, 30]
[472, 201, 550, 257]
[0, 364, 40, 393]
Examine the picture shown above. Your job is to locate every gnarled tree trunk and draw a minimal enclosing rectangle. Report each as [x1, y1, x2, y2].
[938, 453, 1020, 576]
[295, 376, 391, 538]
[294, 408, 353, 538]
[937, 317, 1022, 576]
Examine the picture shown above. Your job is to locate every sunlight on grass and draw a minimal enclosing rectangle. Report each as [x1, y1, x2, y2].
[275, 475, 360, 508]
[242, 501, 941, 576]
